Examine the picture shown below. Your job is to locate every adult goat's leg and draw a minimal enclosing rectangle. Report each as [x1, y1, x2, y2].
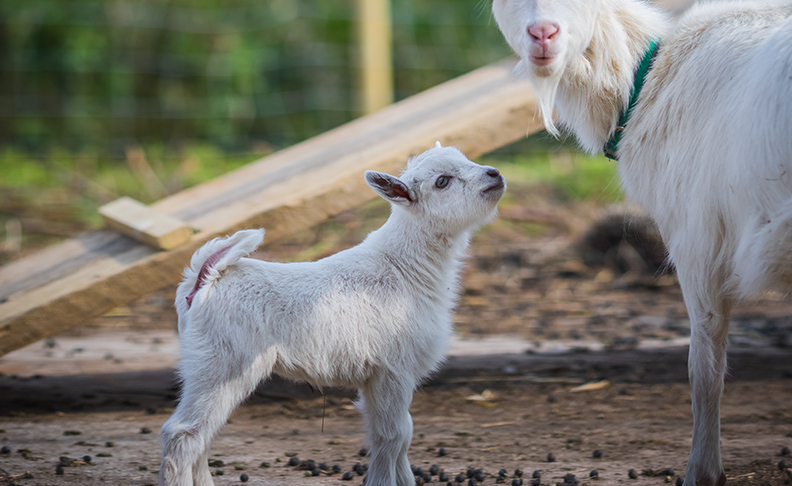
[358, 373, 415, 486]
[678, 268, 731, 486]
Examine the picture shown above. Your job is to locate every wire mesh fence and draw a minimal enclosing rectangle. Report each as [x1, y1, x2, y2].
[0, 0, 513, 153]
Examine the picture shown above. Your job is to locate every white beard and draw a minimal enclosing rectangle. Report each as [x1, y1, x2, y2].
[514, 59, 564, 138]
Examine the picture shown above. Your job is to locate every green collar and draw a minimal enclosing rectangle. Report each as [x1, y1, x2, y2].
[603, 38, 661, 160]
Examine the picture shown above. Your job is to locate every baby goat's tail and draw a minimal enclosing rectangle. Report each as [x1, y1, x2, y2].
[176, 229, 265, 314]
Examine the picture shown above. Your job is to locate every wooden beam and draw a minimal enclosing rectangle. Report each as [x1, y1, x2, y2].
[99, 197, 193, 250]
[0, 59, 543, 356]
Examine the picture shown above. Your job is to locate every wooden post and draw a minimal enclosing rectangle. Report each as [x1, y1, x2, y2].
[356, 0, 394, 114]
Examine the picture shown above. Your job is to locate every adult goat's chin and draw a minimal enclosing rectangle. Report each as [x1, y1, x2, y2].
[513, 57, 564, 137]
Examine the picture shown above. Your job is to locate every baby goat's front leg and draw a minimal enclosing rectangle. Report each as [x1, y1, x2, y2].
[357, 372, 415, 486]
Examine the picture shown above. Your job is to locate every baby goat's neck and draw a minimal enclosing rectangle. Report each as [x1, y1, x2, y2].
[366, 209, 471, 291]
[557, 0, 669, 154]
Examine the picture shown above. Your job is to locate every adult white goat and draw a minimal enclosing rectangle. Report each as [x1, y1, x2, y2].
[159, 143, 506, 486]
[492, 1, 792, 485]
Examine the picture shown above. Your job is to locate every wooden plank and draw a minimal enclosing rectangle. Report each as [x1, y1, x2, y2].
[356, 0, 393, 114]
[0, 59, 543, 356]
[99, 197, 193, 250]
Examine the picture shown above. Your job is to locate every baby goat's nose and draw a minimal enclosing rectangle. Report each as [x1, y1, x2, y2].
[486, 167, 500, 178]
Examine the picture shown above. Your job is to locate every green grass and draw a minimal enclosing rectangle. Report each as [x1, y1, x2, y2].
[482, 150, 623, 204]
[0, 145, 269, 260]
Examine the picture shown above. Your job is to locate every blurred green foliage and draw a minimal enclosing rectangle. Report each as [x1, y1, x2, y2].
[0, 0, 511, 152]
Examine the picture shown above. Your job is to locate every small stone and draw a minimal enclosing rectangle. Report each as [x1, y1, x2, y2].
[563, 473, 577, 485]
[208, 459, 225, 468]
[530, 480, 540, 486]
[105, 441, 115, 447]
[288, 457, 300, 467]
[456, 473, 466, 483]
[140, 427, 152, 434]
[628, 469, 638, 480]
[778, 460, 790, 470]
[782, 447, 792, 456]
[342, 472, 354, 481]
[319, 463, 328, 471]
[240, 473, 249, 482]
[468, 479, 477, 486]
[532, 470, 541, 479]
[63, 430, 82, 436]
[414, 467, 424, 477]
[512, 480, 523, 486]
[311, 468, 321, 476]
[55, 465, 64, 475]
[438, 448, 448, 457]
[589, 470, 598, 479]
[82, 455, 92, 463]
[260, 462, 271, 468]
[332, 465, 342, 473]
[216, 469, 224, 476]
[547, 453, 556, 463]
[422, 473, 433, 483]
[0, 445, 10, 454]
[675, 477, 683, 486]
[430, 465, 440, 475]
[359, 448, 369, 457]
[139, 465, 148, 471]
[474, 471, 485, 482]
[439, 473, 449, 482]
[592, 450, 603, 459]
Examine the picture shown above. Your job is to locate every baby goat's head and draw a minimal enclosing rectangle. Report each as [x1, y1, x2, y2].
[365, 143, 506, 235]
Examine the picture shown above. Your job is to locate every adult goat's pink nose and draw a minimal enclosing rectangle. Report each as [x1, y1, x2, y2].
[527, 22, 560, 45]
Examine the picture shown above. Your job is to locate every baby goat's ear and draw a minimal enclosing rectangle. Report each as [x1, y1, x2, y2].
[365, 171, 415, 204]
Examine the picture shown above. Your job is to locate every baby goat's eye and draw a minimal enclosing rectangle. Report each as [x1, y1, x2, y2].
[435, 176, 450, 189]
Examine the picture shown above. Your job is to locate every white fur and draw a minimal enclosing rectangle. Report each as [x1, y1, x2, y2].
[493, 1, 792, 485]
[159, 144, 506, 486]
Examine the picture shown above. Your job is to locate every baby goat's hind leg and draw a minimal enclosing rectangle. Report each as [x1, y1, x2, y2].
[358, 373, 415, 486]
[160, 350, 276, 486]
[676, 268, 731, 486]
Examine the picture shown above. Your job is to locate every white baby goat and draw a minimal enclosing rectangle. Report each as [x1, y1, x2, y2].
[159, 143, 506, 486]
[492, 1, 792, 485]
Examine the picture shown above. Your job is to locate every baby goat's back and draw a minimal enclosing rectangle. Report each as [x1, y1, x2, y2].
[182, 247, 454, 389]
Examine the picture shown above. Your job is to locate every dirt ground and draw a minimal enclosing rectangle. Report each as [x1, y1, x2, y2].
[2, 185, 792, 486]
